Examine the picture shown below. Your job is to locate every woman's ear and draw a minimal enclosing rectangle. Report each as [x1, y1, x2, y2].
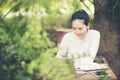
[87, 23, 90, 29]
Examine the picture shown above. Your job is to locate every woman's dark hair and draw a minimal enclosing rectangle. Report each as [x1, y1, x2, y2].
[70, 9, 90, 26]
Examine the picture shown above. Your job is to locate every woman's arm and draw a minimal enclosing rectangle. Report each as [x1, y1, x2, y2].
[88, 30, 100, 61]
[56, 34, 68, 59]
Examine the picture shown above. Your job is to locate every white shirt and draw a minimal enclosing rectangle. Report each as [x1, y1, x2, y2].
[56, 29, 100, 65]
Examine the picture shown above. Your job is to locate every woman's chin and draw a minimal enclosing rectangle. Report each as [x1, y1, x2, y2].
[78, 35, 85, 39]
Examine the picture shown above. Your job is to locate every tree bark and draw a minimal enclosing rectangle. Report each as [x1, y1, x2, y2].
[94, 0, 120, 79]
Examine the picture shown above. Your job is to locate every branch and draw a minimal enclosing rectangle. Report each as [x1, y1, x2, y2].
[2, 2, 22, 19]
[112, 0, 119, 20]
[88, 0, 94, 4]
[80, 0, 93, 14]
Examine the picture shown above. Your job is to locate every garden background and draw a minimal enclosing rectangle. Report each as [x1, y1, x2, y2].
[0, 0, 120, 80]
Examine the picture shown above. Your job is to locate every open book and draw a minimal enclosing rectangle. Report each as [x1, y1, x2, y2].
[74, 62, 108, 71]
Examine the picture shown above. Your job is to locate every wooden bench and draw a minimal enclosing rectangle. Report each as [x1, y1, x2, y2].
[56, 28, 72, 45]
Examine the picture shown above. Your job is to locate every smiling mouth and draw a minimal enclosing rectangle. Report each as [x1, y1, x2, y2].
[76, 34, 85, 39]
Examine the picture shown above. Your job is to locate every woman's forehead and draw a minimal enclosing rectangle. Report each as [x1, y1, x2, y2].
[72, 19, 85, 28]
[73, 19, 84, 23]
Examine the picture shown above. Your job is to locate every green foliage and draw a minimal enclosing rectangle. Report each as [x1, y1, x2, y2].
[99, 74, 111, 80]
[0, 15, 28, 80]
[18, 16, 54, 60]
[27, 48, 75, 80]
[0, 27, 9, 44]
[0, 0, 94, 80]
[0, 12, 74, 80]
[41, 15, 71, 30]
[94, 70, 111, 80]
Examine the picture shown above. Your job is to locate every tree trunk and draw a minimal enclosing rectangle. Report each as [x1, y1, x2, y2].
[94, 0, 120, 79]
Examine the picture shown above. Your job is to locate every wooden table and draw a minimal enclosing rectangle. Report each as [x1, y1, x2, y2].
[68, 63, 117, 80]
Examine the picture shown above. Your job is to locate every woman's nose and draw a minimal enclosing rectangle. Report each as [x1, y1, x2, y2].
[75, 29, 81, 34]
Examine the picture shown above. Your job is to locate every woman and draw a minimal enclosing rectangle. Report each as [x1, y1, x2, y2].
[56, 9, 100, 67]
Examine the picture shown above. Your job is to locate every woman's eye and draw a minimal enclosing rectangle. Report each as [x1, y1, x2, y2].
[78, 28, 82, 30]
[72, 27, 82, 30]
[72, 27, 76, 30]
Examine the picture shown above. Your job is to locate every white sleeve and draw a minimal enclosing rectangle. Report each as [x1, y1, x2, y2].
[56, 34, 68, 59]
[88, 31, 100, 60]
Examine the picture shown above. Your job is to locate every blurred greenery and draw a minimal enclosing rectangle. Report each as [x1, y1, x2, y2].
[0, 0, 94, 80]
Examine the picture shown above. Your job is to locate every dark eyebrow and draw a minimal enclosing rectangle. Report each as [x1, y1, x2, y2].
[72, 27, 76, 29]
[72, 27, 82, 30]
[78, 28, 82, 30]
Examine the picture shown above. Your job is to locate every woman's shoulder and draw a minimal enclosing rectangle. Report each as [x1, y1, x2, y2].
[63, 32, 74, 39]
[88, 29, 100, 35]
[65, 32, 73, 35]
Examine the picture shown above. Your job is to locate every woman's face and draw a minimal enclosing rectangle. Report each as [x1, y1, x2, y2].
[72, 19, 90, 39]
